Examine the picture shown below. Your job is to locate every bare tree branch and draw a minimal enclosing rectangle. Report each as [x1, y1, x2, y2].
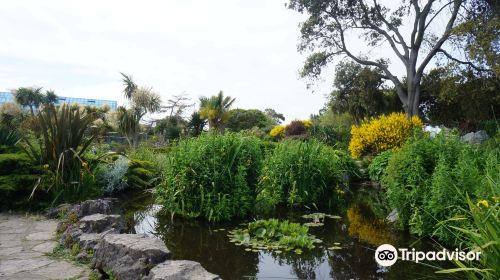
[437, 48, 490, 72]
[417, 0, 463, 79]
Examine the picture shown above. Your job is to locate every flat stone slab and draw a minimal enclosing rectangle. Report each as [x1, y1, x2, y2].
[0, 213, 90, 279]
[94, 234, 171, 280]
[146, 260, 221, 280]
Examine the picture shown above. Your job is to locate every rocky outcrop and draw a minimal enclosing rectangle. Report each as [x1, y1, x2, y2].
[146, 260, 221, 280]
[93, 234, 171, 280]
[55, 199, 220, 280]
[70, 198, 118, 218]
[461, 130, 489, 144]
[79, 214, 125, 234]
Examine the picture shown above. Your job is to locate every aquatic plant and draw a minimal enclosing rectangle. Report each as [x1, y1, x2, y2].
[157, 133, 263, 221]
[228, 219, 322, 254]
[301, 212, 341, 227]
[257, 140, 357, 209]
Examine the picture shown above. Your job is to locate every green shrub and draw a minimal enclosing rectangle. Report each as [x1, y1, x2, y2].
[367, 150, 393, 182]
[384, 132, 499, 244]
[257, 140, 357, 209]
[0, 152, 42, 209]
[157, 133, 263, 221]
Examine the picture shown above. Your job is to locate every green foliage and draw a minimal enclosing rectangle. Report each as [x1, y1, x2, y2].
[310, 111, 353, 148]
[257, 140, 357, 209]
[0, 127, 21, 147]
[228, 219, 322, 253]
[199, 91, 235, 133]
[420, 67, 500, 130]
[13, 87, 58, 116]
[155, 116, 184, 141]
[0, 152, 42, 209]
[367, 150, 393, 182]
[23, 104, 100, 204]
[118, 73, 162, 148]
[330, 60, 401, 123]
[438, 170, 499, 280]
[226, 109, 275, 132]
[384, 132, 499, 244]
[157, 132, 263, 221]
[186, 111, 207, 137]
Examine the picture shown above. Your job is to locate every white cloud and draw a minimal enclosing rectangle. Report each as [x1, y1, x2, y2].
[0, 0, 429, 120]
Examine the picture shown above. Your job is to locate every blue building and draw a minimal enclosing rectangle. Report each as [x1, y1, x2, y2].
[0, 91, 117, 110]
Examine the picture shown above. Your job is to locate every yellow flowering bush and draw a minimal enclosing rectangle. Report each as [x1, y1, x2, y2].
[348, 112, 423, 158]
[269, 125, 285, 138]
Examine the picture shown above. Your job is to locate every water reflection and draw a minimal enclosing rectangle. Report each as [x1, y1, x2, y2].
[120, 191, 452, 280]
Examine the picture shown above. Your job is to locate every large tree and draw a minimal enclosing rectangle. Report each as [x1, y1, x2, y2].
[288, 0, 486, 117]
[330, 60, 401, 123]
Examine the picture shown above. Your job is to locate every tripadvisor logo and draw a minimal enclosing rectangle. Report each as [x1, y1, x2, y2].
[374, 244, 481, 267]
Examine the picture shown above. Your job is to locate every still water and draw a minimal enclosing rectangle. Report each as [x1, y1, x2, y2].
[118, 190, 454, 280]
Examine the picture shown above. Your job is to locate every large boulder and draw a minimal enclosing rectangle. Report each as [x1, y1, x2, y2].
[145, 260, 220, 280]
[60, 214, 125, 247]
[93, 234, 171, 280]
[70, 198, 119, 218]
[79, 214, 125, 234]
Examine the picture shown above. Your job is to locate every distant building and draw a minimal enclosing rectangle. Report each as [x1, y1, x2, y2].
[0, 91, 117, 110]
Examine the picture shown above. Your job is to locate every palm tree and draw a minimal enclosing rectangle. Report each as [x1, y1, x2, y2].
[186, 111, 207, 136]
[120, 72, 137, 99]
[199, 91, 235, 133]
[118, 74, 162, 148]
[13, 87, 44, 116]
[43, 90, 58, 105]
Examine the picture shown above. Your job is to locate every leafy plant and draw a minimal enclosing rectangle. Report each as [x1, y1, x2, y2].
[228, 219, 322, 254]
[257, 140, 357, 209]
[23, 104, 99, 203]
[384, 132, 499, 244]
[437, 171, 499, 280]
[157, 132, 263, 221]
[367, 150, 393, 182]
[349, 112, 423, 159]
[0, 127, 21, 147]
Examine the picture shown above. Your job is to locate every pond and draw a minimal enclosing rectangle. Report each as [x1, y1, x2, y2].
[118, 189, 453, 280]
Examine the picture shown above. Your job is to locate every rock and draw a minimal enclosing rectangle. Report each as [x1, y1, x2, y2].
[79, 214, 125, 234]
[145, 260, 220, 280]
[70, 198, 118, 218]
[75, 251, 89, 262]
[461, 130, 489, 144]
[386, 209, 399, 224]
[93, 234, 171, 280]
[45, 203, 72, 219]
[77, 233, 105, 251]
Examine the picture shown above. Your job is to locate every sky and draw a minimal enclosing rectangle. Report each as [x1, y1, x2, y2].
[0, 0, 448, 120]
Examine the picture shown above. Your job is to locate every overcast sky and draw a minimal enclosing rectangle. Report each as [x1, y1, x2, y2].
[0, 0, 444, 120]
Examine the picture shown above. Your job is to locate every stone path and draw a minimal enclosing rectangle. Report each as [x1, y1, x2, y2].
[0, 213, 90, 280]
